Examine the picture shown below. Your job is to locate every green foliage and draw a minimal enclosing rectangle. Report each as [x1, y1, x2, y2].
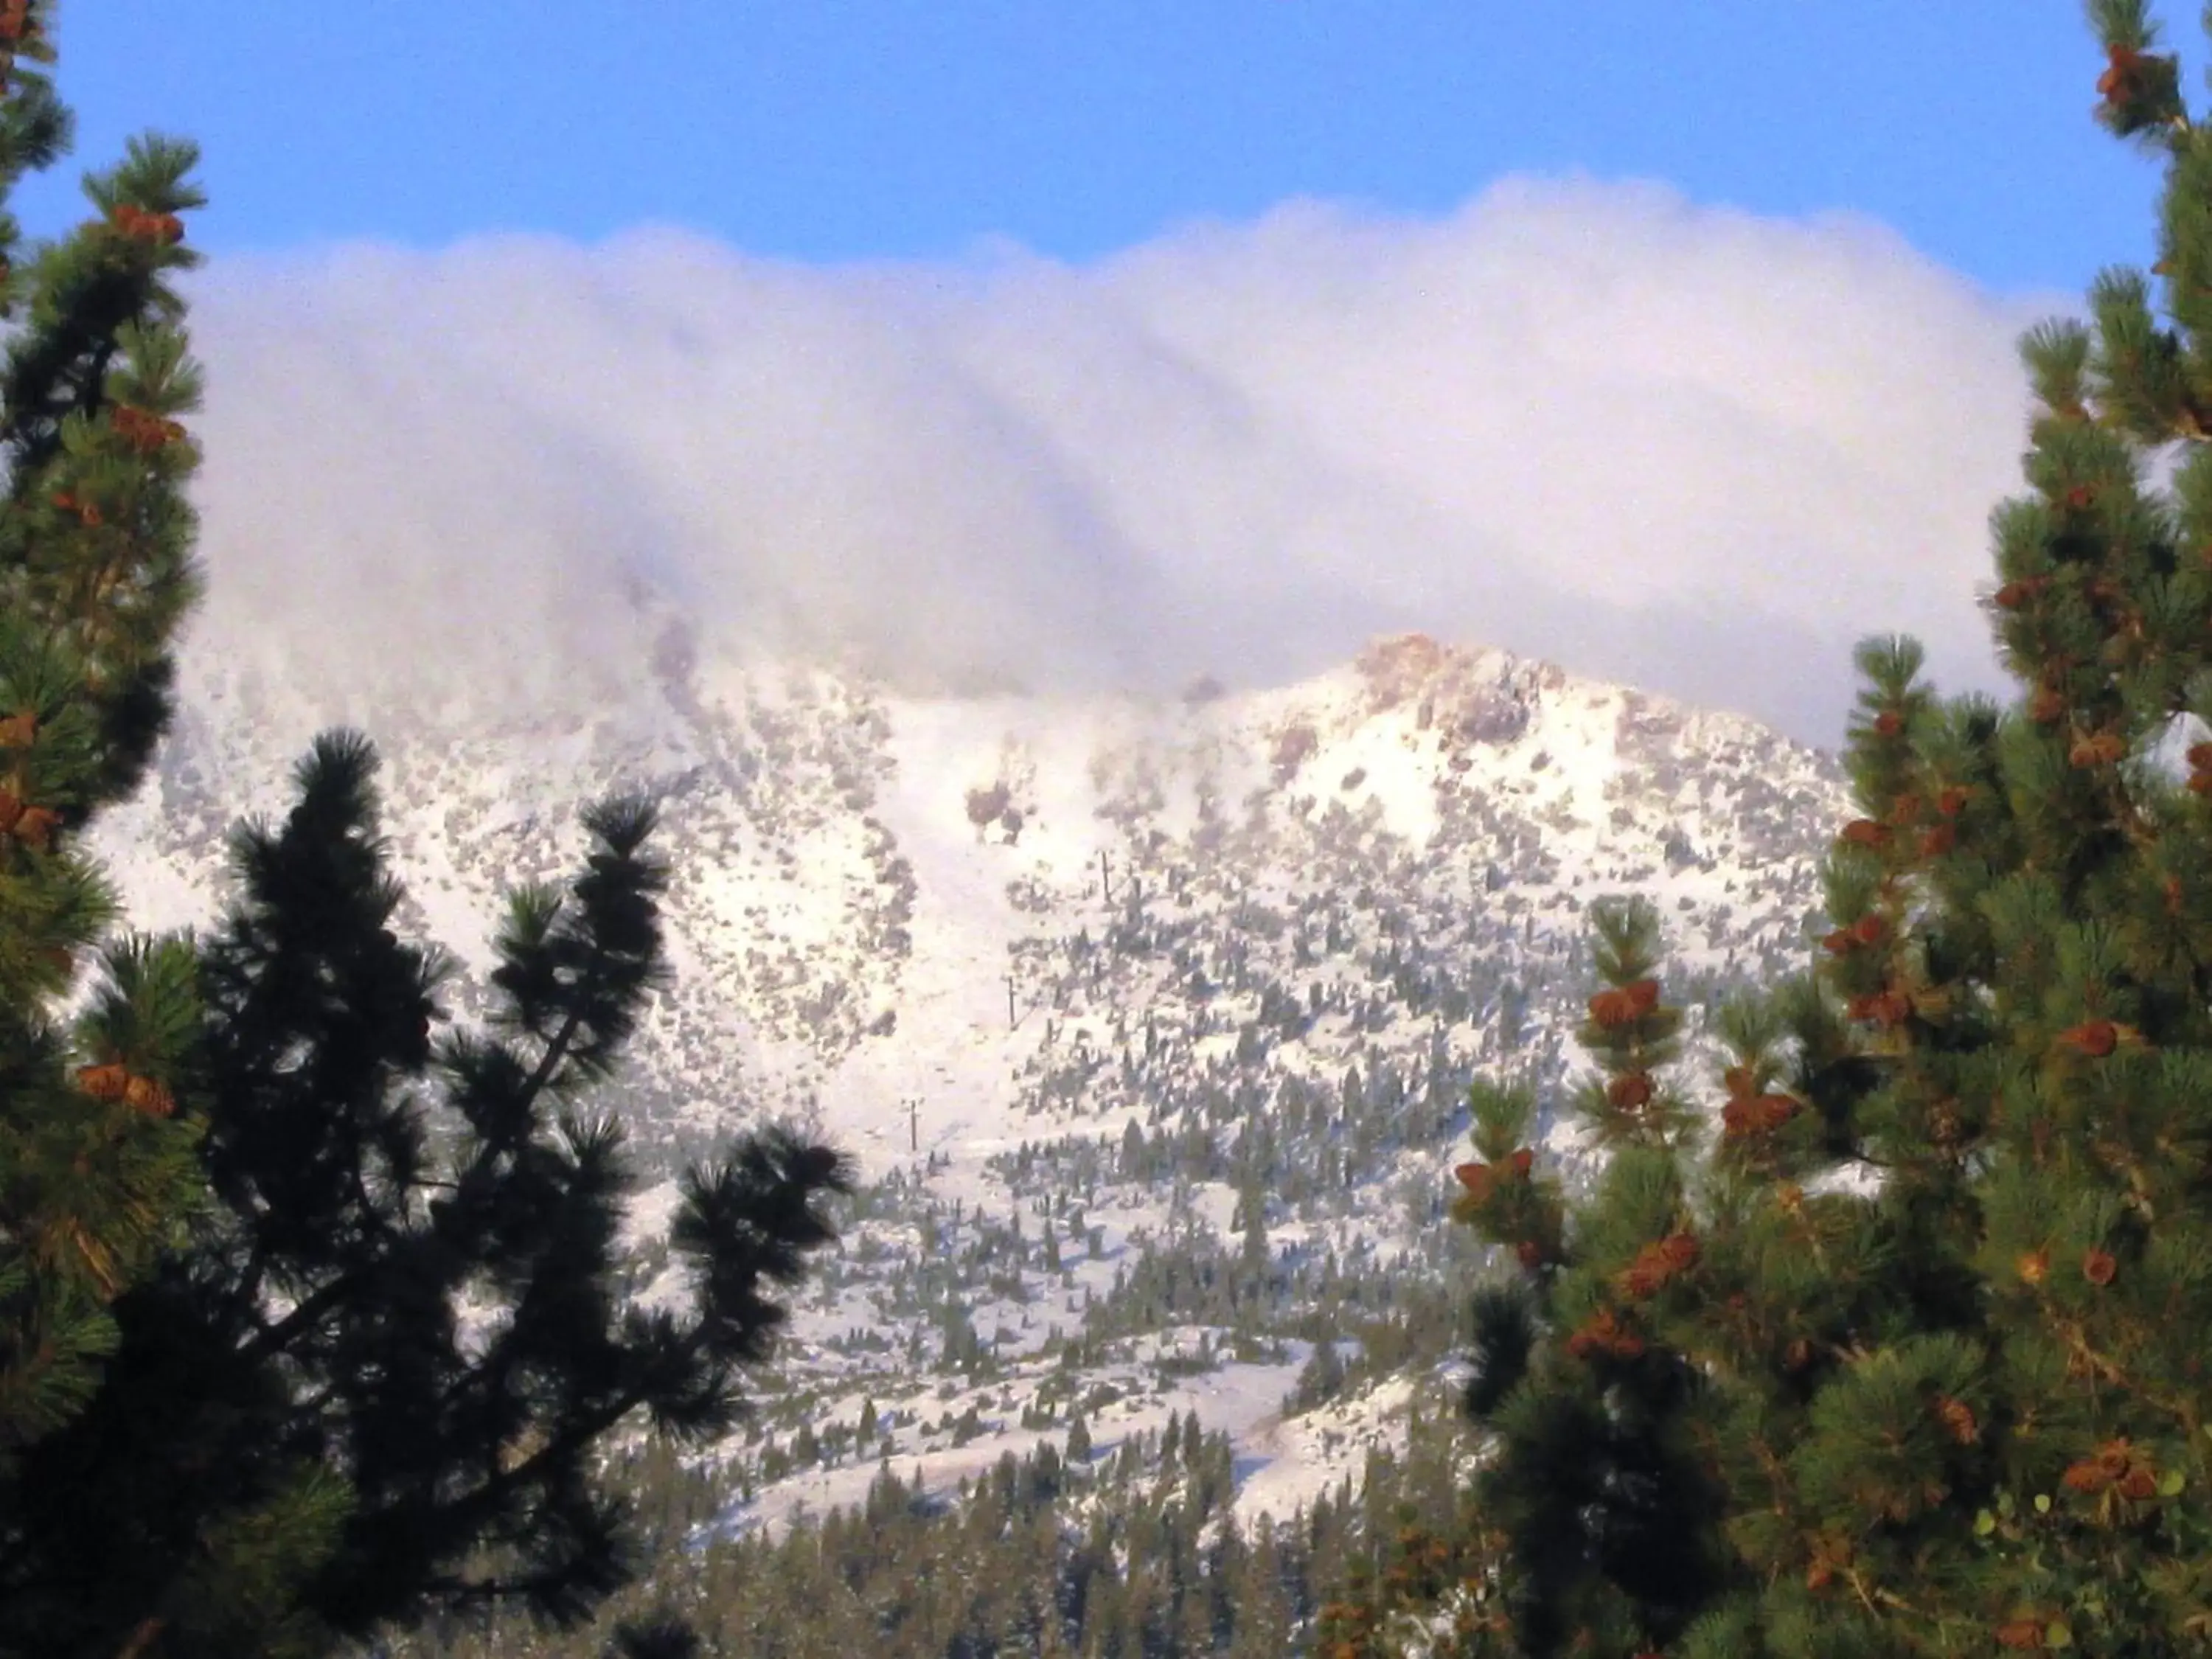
[1389, 6, 2212, 1652]
[1444, 950, 1733, 1657]
[0, 0, 206, 1503]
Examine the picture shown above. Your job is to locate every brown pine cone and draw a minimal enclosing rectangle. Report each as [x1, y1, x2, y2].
[1606, 1072, 1654, 1110]
[2057, 1019, 2119, 1058]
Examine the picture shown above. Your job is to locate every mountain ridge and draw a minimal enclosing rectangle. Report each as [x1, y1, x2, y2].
[86, 625, 1854, 1534]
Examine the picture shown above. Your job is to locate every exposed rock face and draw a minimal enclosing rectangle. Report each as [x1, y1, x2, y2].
[1360, 630, 1554, 750]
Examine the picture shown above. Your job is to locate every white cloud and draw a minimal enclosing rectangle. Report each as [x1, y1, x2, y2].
[180, 173, 2062, 745]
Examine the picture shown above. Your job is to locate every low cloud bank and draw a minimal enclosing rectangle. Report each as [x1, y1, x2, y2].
[182, 174, 2062, 745]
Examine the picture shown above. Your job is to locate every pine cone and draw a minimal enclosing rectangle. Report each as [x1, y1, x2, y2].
[1800, 1530, 1857, 1593]
[108, 204, 184, 245]
[2188, 744, 2212, 795]
[1615, 1264, 1663, 1301]
[122, 1074, 174, 1117]
[1935, 1395, 1979, 1445]
[1850, 912, 1889, 946]
[1606, 1071, 1654, 1110]
[2118, 1465, 2160, 1502]
[1838, 818, 1890, 849]
[1919, 824, 1957, 858]
[75, 1062, 129, 1099]
[1936, 785, 1971, 816]
[1994, 1618, 2049, 1649]
[1453, 1161, 1494, 1201]
[2017, 1250, 2049, 1286]
[1846, 990, 1913, 1028]
[1874, 709, 1905, 737]
[2064, 1439, 2138, 1498]
[1613, 1232, 1698, 1301]
[2028, 686, 2067, 724]
[11, 805, 57, 850]
[2057, 1019, 2119, 1058]
[49, 489, 101, 526]
[2062, 1458, 2113, 1495]
[1585, 978, 1660, 1026]
[111, 404, 184, 453]
[1722, 1093, 1798, 1138]
[2098, 41, 2151, 103]
[2069, 731, 2127, 768]
[0, 709, 33, 748]
[2083, 1246, 2120, 1287]
[1565, 1308, 1644, 1362]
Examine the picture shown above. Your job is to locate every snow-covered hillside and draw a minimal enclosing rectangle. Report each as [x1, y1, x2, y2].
[87, 625, 1854, 1531]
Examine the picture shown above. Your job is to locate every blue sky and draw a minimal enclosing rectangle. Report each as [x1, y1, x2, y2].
[26, 2, 2176, 294]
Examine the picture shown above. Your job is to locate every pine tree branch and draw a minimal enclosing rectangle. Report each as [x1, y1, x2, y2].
[521, 1000, 586, 1104]
[232, 1230, 272, 1324]
[236, 1271, 357, 1366]
[417, 1567, 571, 1609]
[73, 339, 111, 425]
[347, 1150, 398, 1245]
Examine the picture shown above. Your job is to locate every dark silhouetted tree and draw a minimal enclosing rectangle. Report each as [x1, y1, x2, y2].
[4, 736, 850, 1658]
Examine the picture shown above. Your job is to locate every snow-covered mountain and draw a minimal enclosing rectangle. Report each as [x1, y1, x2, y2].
[88, 624, 1852, 1534]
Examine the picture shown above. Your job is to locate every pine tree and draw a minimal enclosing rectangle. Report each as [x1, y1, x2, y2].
[1, 735, 852, 1656]
[0, 0, 207, 1490]
[0, 15, 849, 1653]
[1415, 4, 2212, 1652]
[1237, 1172, 1270, 1284]
[1430, 902, 1731, 1658]
[605, 1618, 701, 1659]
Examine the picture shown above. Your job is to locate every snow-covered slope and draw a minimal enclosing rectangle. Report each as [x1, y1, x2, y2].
[88, 625, 1852, 1530]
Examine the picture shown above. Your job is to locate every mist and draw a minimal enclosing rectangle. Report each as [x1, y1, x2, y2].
[180, 173, 2064, 747]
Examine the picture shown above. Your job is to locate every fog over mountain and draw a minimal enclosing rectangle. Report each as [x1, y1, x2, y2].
[181, 173, 2052, 747]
